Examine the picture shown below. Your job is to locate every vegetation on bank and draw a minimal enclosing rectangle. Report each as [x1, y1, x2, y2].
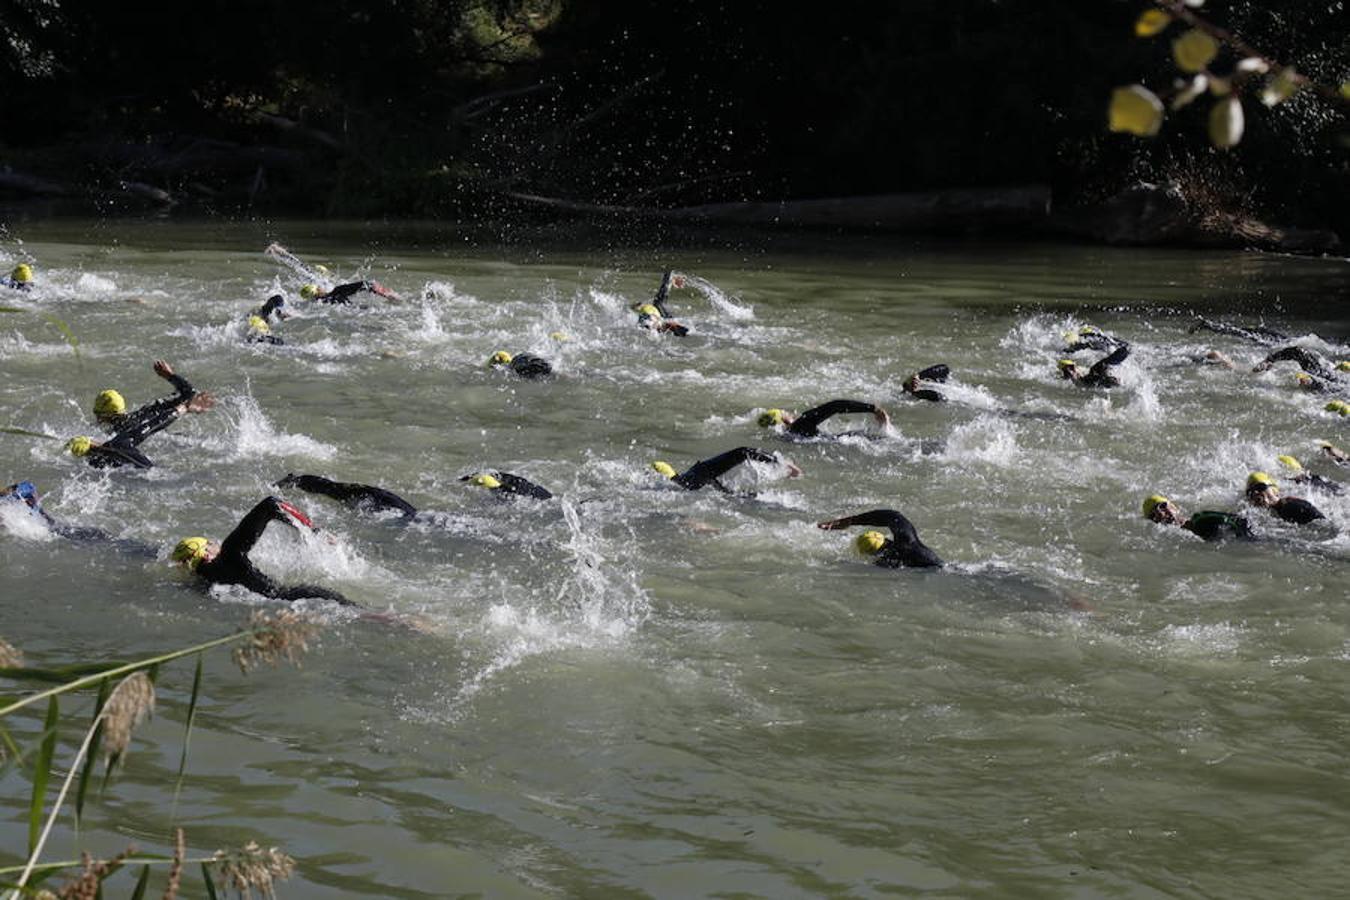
[0, 1, 1346, 240]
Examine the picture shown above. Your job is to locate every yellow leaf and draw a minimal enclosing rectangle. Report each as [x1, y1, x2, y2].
[1208, 96, 1244, 149]
[1341, 82, 1350, 101]
[1261, 67, 1300, 107]
[1108, 85, 1164, 137]
[1172, 29, 1219, 73]
[1135, 9, 1171, 37]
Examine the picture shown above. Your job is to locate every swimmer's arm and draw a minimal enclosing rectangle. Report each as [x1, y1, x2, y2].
[790, 400, 879, 436]
[817, 509, 918, 544]
[218, 497, 289, 561]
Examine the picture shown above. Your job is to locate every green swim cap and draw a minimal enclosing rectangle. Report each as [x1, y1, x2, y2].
[488, 350, 513, 367]
[11, 263, 33, 283]
[172, 536, 210, 569]
[758, 408, 785, 428]
[651, 461, 677, 479]
[65, 436, 92, 457]
[1276, 454, 1302, 472]
[299, 283, 320, 300]
[854, 530, 886, 555]
[1142, 494, 1169, 519]
[1246, 471, 1276, 490]
[94, 389, 126, 418]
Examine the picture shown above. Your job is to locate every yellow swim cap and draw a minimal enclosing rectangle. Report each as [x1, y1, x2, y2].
[758, 408, 785, 428]
[549, 331, 569, 342]
[1142, 494, 1169, 519]
[468, 473, 501, 489]
[635, 304, 661, 318]
[1326, 400, 1349, 415]
[1057, 359, 1077, 370]
[1276, 454, 1303, 472]
[171, 536, 210, 569]
[488, 350, 513, 367]
[1295, 372, 1313, 385]
[1079, 325, 1102, 336]
[1062, 330, 1079, 343]
[1246, 471, 1276, 490]
[651, 461, 677, 479]
[11, 263, 33, 283]
[1337, 361, 1350, 372]
[247, 314, 270, 334]
[93, 389, 126, 418]
[66, 436, 92, 457]
[854, 530, 887, 555]
[299, 283, 320, 300]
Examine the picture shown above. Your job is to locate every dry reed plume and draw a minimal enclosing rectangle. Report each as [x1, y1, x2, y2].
[232, 610, 318, 674]
[211, 841, 296, 899]
[55, 847, 136, 900]
[0, 636, 23, 668]
[162, 827, 185, 900]
[101, 671, 156, 761]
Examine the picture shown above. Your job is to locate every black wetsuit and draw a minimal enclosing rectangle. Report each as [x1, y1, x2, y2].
[1062, 333, 1124, 353]
[831, 509, 944, 568]
[502, 354, 553, 379]
[1257, 346, 1341, 381]
[85, 404, 185, 469]
[1190, 317, 1288, 346]
[101, 371, 197, 434]
[788, 399, 882, 438]
[2, 483, 155, 556]
[1266, 497, 1326, 525]
[904, 363, 951, 402]
[246, 295, 287, 345]
[276, 473, 418, 518]
[459, 471, 553, 500]
[651, 270, 676, 318]
[672, 447, 778, 493]
[1077, 344, 1130, 388]
[194, 497, 354, 605]
[1182, 510, 1254, 542]
[318, 281, 379, 305]
[2, 277, 31, 292]
[1292, 472, 1343, 495]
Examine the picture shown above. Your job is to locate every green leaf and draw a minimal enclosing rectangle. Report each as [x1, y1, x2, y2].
[1108, 85, 1164, 137]
[1134, 9, 1171, 37]
[177, 654, 204, 784]
[202, 862, 219, 900]
[129, 864, 151, 900]
[29, 696, 60, 854]
[1172, 29, 1219, 73]
[76, 679, 112, 823]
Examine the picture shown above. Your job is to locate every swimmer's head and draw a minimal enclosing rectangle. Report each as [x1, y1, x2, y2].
[247, 314, 270, 334]
[1295, 372, 1314, 386]
[65, 436, 92, 457]
[488, 350, 513, 368]
[462, 472, 501, 490]
[1142, 494, 1178, 524]
[758, 408, 786, 428]
[1079, 325, 1101, 336]
[2, 480, 39, 508]
[1325, 400, 1349, 416]
[651, 461, 677, 480]
[854, 530, 887, 556]
[1245, 471, 1279, 506]
[1057, 359, 1079, 379]
[93, 389, 126, 420]
[11, 263, 33, 284]
[1337, 361, 1350, 372]
[1276, 454, 1303, 472]
[635, 304, 661, 318]
[171, 536, 211, 569]
[299, 283, 320, 300]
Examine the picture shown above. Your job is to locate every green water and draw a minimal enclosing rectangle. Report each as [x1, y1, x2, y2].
[1, 220, 1348, 898]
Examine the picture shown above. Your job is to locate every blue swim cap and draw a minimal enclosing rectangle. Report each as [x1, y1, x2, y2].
[3, 481, 39, 512]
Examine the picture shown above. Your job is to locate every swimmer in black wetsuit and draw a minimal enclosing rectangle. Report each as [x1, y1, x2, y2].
[651, 447, 802, 493]
[902, 364, 951, 402]
[1058, 343, 1130, 388]
[632, 270, 690, 336]
[66, 397, 191, 470]
[1142, 494, 1254, 541]
[171, 496, 353, 605]
[758, 399, 890, 438]
[487, 350, 553, 379]
[300, 280, 399, 304]
[93, 360, 214, 433]
[1, 480, 156, 556]
[1243, 472, 1326, 525]
[1276, 455, 1343, 495]
[1323, 442, 1349, 466]
[1254, 346, 1347, 381]
[1060, 325, 1124, 354]
[275, 473, 418, 518]
[816, 509, 945, 568]
[3, 263, 33, 291]
[246, 295, 289, 345]
[1189, 316, 1289, 347]
[459, 470, 553, 500]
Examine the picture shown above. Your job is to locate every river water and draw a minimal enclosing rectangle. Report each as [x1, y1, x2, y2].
[1, 220, 1348, 897]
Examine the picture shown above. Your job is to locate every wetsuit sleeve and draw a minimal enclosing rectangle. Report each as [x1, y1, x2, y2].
[1088, 343, 1130, 377]
[825, 509, 944, 567]
[1259, 346, 1333, 378]
[321, 282, 368, 304]
[272, 584, 357, 606]
[676, 447, 778, 490]
[496, 473, 553, 500]
[286, 474, 418, 515]
[106, 403, 181, 451]
[651, 270, 674, 318]
[908, 388, 945, 403]
[87, 444, 154, 470]
[218, 497, 287, 563]
[916, 364, 951, 383]
[257, 295, 285, 321]
[789, 400, 878, 437]
[1273, 497, 1325, 525]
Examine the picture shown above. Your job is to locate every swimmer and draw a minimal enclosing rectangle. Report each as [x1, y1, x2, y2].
[1253, 346, 1345, 381]
[902, 364, 951, 403]
[1060, 325, 1124, 354]
[247, 294, 289, 345]
[1276, 455, 1343, 495]
[1243, 472, 1325, 525]
[1057, 343, 1130, 388]
[1142, 494, 1254, 541]
[2, 263, 33, 291]
[275, 473, 418, 518]
[93, 360, 214, 433]
[757, 399, 890, 438]
[300, 280, 399, 305]
[1293, 371, 1337, 394]
[632, 269, 690, 336]
[459, 470, 553, 500]
[1200, 349, 1235, 369]
[651, 447, 802, 494]
[487, 350, 553, 379]
[66, 398, 190, 469]
[1322, 441, 1349, 466]
[1189, 316, 1288, 346]
[171, 496, 354, 605]
[816, 509, 945, 568]
[1, 480, 155, 555]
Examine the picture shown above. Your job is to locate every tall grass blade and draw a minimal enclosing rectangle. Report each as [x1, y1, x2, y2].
[129, 864, 151, 900]
[201, 863, 219, 900]
[176, 655, 204, 783]
[76, 679, 111, 823]
[28, 697, 59, 854]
